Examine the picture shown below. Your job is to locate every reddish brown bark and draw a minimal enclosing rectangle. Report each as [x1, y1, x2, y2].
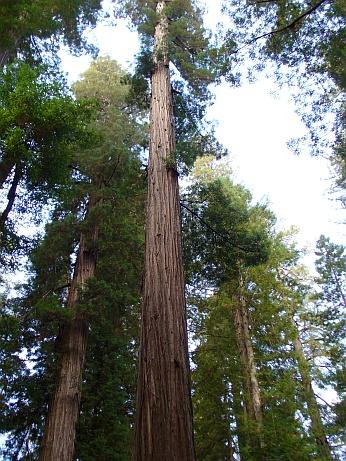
[39, 207, 98, 461]
[132, 2, 195, 460]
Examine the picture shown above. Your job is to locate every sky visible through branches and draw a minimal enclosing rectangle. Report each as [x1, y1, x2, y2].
[59, 0, 345, 271]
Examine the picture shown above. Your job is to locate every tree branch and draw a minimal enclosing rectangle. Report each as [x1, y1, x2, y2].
[233, 0, 329, 54]
[0, 163, 21, 231]
[104, 155, 122, 187]
[42, 283, 72, 299]
[252, 0, 280, 3]
[0, 158, 15, 189]
[315, 392, 333, 408]
[181, 200, 250, 253]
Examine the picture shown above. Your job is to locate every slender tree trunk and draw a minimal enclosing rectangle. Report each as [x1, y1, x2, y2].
[39, 200, 99, 461]
[232, 375, 247, 461]
[132, 2, 195, 460]
[233, 288, 264, 454]
[292, 322, 334, 461]
[0, 163, 21, 233]
[225, 390, 237, 461]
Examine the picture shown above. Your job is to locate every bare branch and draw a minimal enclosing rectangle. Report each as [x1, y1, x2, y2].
[250, 0, 280, 3]
[233, 0, 330, 55]
[315, 393, 334, 408]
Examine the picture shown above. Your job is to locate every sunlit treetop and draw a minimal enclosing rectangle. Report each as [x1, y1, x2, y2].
[114, 0, 225, 98]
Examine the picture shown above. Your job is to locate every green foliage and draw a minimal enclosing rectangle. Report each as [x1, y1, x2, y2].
[0, 61, 96, 265]
[115, 0, 225, 171]
[0, 0, 103, 64]
[0, 62, 91, 182]
[75, 282, 140, 460]
[312, 235, 346, 452]
[191, 294, 237, 461]
[1, 4, 344, 459]
[315, 235, 346, 310]
[190, 228, 320, 460]
[183, 158, 273, 286]
[183, 162, 327, 458]
[0, 58, 146, 460]
[0, 288, 58, 460]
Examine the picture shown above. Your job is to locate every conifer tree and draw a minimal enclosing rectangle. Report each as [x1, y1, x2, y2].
[39, 203, 99, 461]
[292, 318, 334, 460]
[0, 0, 103, 67]
[0, 62, 94, 266]
[133, 3, 194, 458]
[39, 58, 145, 461]
[183, 158, 271, 459]
[114, 1, 220, 458]
[184, 160, 325, 460]
[0, 58, 145, 460]
[313, 235, 346, 456]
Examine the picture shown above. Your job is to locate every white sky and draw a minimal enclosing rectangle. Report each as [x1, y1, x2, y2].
[59, 0, 345, 265]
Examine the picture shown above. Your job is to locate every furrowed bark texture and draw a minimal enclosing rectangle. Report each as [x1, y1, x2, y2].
[233, 291, 263, 452]
[133, 2, 195, 460]
[293, 325, 334, 461]
[39, 206, 98, 461]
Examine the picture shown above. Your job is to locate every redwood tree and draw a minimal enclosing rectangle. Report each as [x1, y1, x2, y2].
[291, 320, 334, 461]
[114, 1, 218, 458]
[37, 59, 145, 461]
[133, 2, 194, 459]
[39, 219, 99, 461]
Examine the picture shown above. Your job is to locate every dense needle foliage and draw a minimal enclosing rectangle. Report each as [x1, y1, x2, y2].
[0, 1, 345, 460]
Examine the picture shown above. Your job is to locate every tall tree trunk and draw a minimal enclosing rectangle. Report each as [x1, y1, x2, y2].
[132, 2, 195, 460]
[39, 200, 99, 461]
[233, 288, 264, 454]
[292, 322, 334, 461]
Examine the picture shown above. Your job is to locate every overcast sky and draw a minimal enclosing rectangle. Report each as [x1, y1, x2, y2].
[59, 0, 345, 266]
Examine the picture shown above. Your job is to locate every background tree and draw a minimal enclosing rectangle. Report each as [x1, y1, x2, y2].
[183, 159, 336, 460]
[0, 57, 146, 460]
[0, 62, 95, 267]
[0, 0, 104, 67]
[312, 235, 346, 456]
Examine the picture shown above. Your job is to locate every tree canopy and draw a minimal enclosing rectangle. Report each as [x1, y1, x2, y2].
[0, 2, 345, 460]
